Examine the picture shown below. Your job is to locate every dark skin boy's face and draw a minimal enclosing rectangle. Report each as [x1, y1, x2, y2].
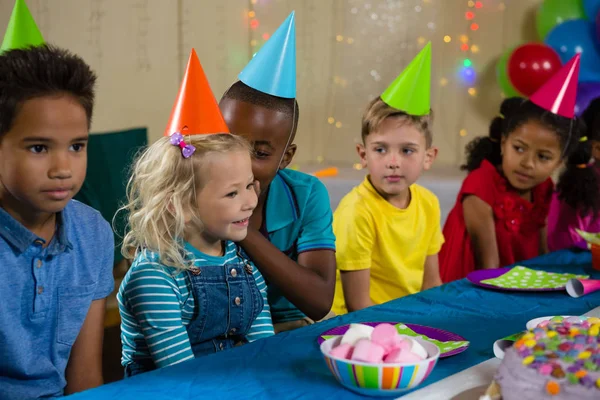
[219, 98, 296, 200]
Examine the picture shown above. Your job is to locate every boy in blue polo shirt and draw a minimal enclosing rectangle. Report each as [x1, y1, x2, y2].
[0, 3, 114, 397]
[220, 12, 336, 332]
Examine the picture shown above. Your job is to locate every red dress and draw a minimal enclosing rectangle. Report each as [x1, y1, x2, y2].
[439, 160, 553, 283]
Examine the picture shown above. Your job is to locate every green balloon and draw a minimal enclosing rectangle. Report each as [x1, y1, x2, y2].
[496, 48, 521, 98]
[536, 0, 585, 40]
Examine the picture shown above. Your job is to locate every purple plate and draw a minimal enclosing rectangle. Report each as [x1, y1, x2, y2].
[467, 268, 565, 292]
[317, 322, 469, 358]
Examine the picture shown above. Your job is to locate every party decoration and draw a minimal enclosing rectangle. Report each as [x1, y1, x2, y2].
[507, 43, 562, 97]
[574, 82, 600, 116]
[239, 11, 296, 98]
[1, 0, 44, 53]
[566, 278, 600, 297]
[480, 266, 588, 289]
[583, 0, 600, 19]
[545, 19, 600, 83]
[530, 54, 580, 118]
[381, 42, 431, 116]
[536, 0, 586, 40]
[496, 47, 521, 97]
[163, 49, 229, 137]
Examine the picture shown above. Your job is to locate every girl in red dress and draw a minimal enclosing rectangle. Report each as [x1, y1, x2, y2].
[440, 98, 584, 282]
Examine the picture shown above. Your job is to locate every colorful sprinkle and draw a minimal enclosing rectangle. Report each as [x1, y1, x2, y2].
[523, 355, 535, 365]
[551, 366, 566, 378]
[547, 331, 558, 338]
[579, 351, 592, 360]
[524, 339, 537, 348]
[575, 370, 588, 378]
[539, 364, 553, 375]
[546, 380, 560, 395]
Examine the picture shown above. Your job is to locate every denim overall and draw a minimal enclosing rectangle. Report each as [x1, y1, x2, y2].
[126, 248, 263, 376]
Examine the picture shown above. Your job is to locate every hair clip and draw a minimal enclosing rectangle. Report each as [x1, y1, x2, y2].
[579, 136, 588, 142]
[170, 132, 196, 158]
[498, 113, 505, 119]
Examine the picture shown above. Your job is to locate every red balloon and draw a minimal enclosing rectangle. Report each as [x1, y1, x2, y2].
[507, 43, 562, 97]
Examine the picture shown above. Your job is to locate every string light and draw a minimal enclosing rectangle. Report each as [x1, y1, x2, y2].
[475, 1, 483, 8]
[471, 44, 479, 53]
[250, 0, 257, 4]
[347, 37, 354, 44]
[468, 87, 477, 96]
[353, 163, 364, 171]
[460, 129, 468, 137]
[440, 78, 448, 87]
[467, 0, 475, 7]
[470, 23, 479, 31]
[250, 19, 259, 29]
[262, 33, 270, 40]
[461, 43, 469, 51]
[463, 59, 472, 67]
[336, 35, 344, 42]
[317, 156, 325, 164]
[327, 117, 335, 124]
[248, 11, 256, 18]
[460, 34, 469, 43]
[443, 35, 452, 43]
[335, 121, 343, 128]
[417, 36, 426, 45]
[250, 39, 257, 46]
[465, 11, 474, 20]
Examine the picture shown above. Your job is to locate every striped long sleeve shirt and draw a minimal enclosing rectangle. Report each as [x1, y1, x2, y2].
[117, 241, 274, 369]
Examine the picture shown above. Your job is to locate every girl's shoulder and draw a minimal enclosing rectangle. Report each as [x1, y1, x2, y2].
[130, 249, 183, 278]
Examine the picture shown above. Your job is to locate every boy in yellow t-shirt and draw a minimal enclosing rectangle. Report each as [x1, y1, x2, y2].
[332, 43, 444, 315]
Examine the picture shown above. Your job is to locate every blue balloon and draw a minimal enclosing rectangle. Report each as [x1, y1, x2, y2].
[545, 19, 600, 82]
[583, 0, 600, 19]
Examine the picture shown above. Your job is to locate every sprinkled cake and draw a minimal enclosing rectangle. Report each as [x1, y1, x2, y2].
[494, 316, 600, 399]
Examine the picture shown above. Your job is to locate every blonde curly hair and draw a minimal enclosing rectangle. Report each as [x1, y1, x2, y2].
[119, 133, 252, 269]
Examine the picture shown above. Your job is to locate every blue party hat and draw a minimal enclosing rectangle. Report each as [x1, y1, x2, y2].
[239, 11, 296, 98]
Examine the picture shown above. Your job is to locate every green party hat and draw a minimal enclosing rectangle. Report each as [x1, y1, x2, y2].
[1, 0, 44, 54]
[381, 42, 431, 116]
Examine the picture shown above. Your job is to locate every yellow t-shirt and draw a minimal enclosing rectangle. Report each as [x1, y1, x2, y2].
[332, 176, 444, 315]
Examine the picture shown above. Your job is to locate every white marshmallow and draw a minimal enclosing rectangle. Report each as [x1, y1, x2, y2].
[340, 323, 375, 346]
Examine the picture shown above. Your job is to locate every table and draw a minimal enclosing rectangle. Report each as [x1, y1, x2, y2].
[73, 249, 600, 399]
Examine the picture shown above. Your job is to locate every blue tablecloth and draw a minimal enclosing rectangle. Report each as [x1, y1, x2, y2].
[74, 250, 600, 399]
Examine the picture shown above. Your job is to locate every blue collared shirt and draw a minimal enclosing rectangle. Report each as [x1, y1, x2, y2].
[0, 200, 114, 399]
[263, 169, 336, 323]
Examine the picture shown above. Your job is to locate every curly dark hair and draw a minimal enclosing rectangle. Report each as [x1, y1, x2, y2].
[556, 97, 600, 217]
[461, 97, 581, 172]
[0, 44, 97, 137]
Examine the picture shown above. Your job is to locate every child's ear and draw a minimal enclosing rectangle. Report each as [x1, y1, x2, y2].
[356, 143, 368, 168]
[279, 144, 297, 170]
[423, 146, 438, 170]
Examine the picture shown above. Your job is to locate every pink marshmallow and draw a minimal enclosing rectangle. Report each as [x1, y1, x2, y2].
[351, 339, 385, 363]
[371, 323, 402, 353]
[329, 343, 354, 360]
[384, 348, 424, 363]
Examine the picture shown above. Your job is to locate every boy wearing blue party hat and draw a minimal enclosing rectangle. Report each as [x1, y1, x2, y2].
[0, 0, 113, 397]
[220, 11, 337, 332]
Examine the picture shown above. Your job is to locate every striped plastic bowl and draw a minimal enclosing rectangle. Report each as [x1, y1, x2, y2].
[320, 336, 440, 396]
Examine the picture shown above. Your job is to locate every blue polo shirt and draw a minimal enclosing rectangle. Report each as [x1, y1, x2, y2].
[0, 200, 114, 399]
[263, 169, 336, 323]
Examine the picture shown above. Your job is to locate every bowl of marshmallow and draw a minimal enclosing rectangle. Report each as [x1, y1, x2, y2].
[320, 322, 440, 396]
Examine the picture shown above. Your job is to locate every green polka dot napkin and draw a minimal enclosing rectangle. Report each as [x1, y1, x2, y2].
[395, 324, 469, 353]
[481, 266, 588, 289]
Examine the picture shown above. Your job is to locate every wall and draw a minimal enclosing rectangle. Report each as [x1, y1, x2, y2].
[0, 0, 542, 167]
